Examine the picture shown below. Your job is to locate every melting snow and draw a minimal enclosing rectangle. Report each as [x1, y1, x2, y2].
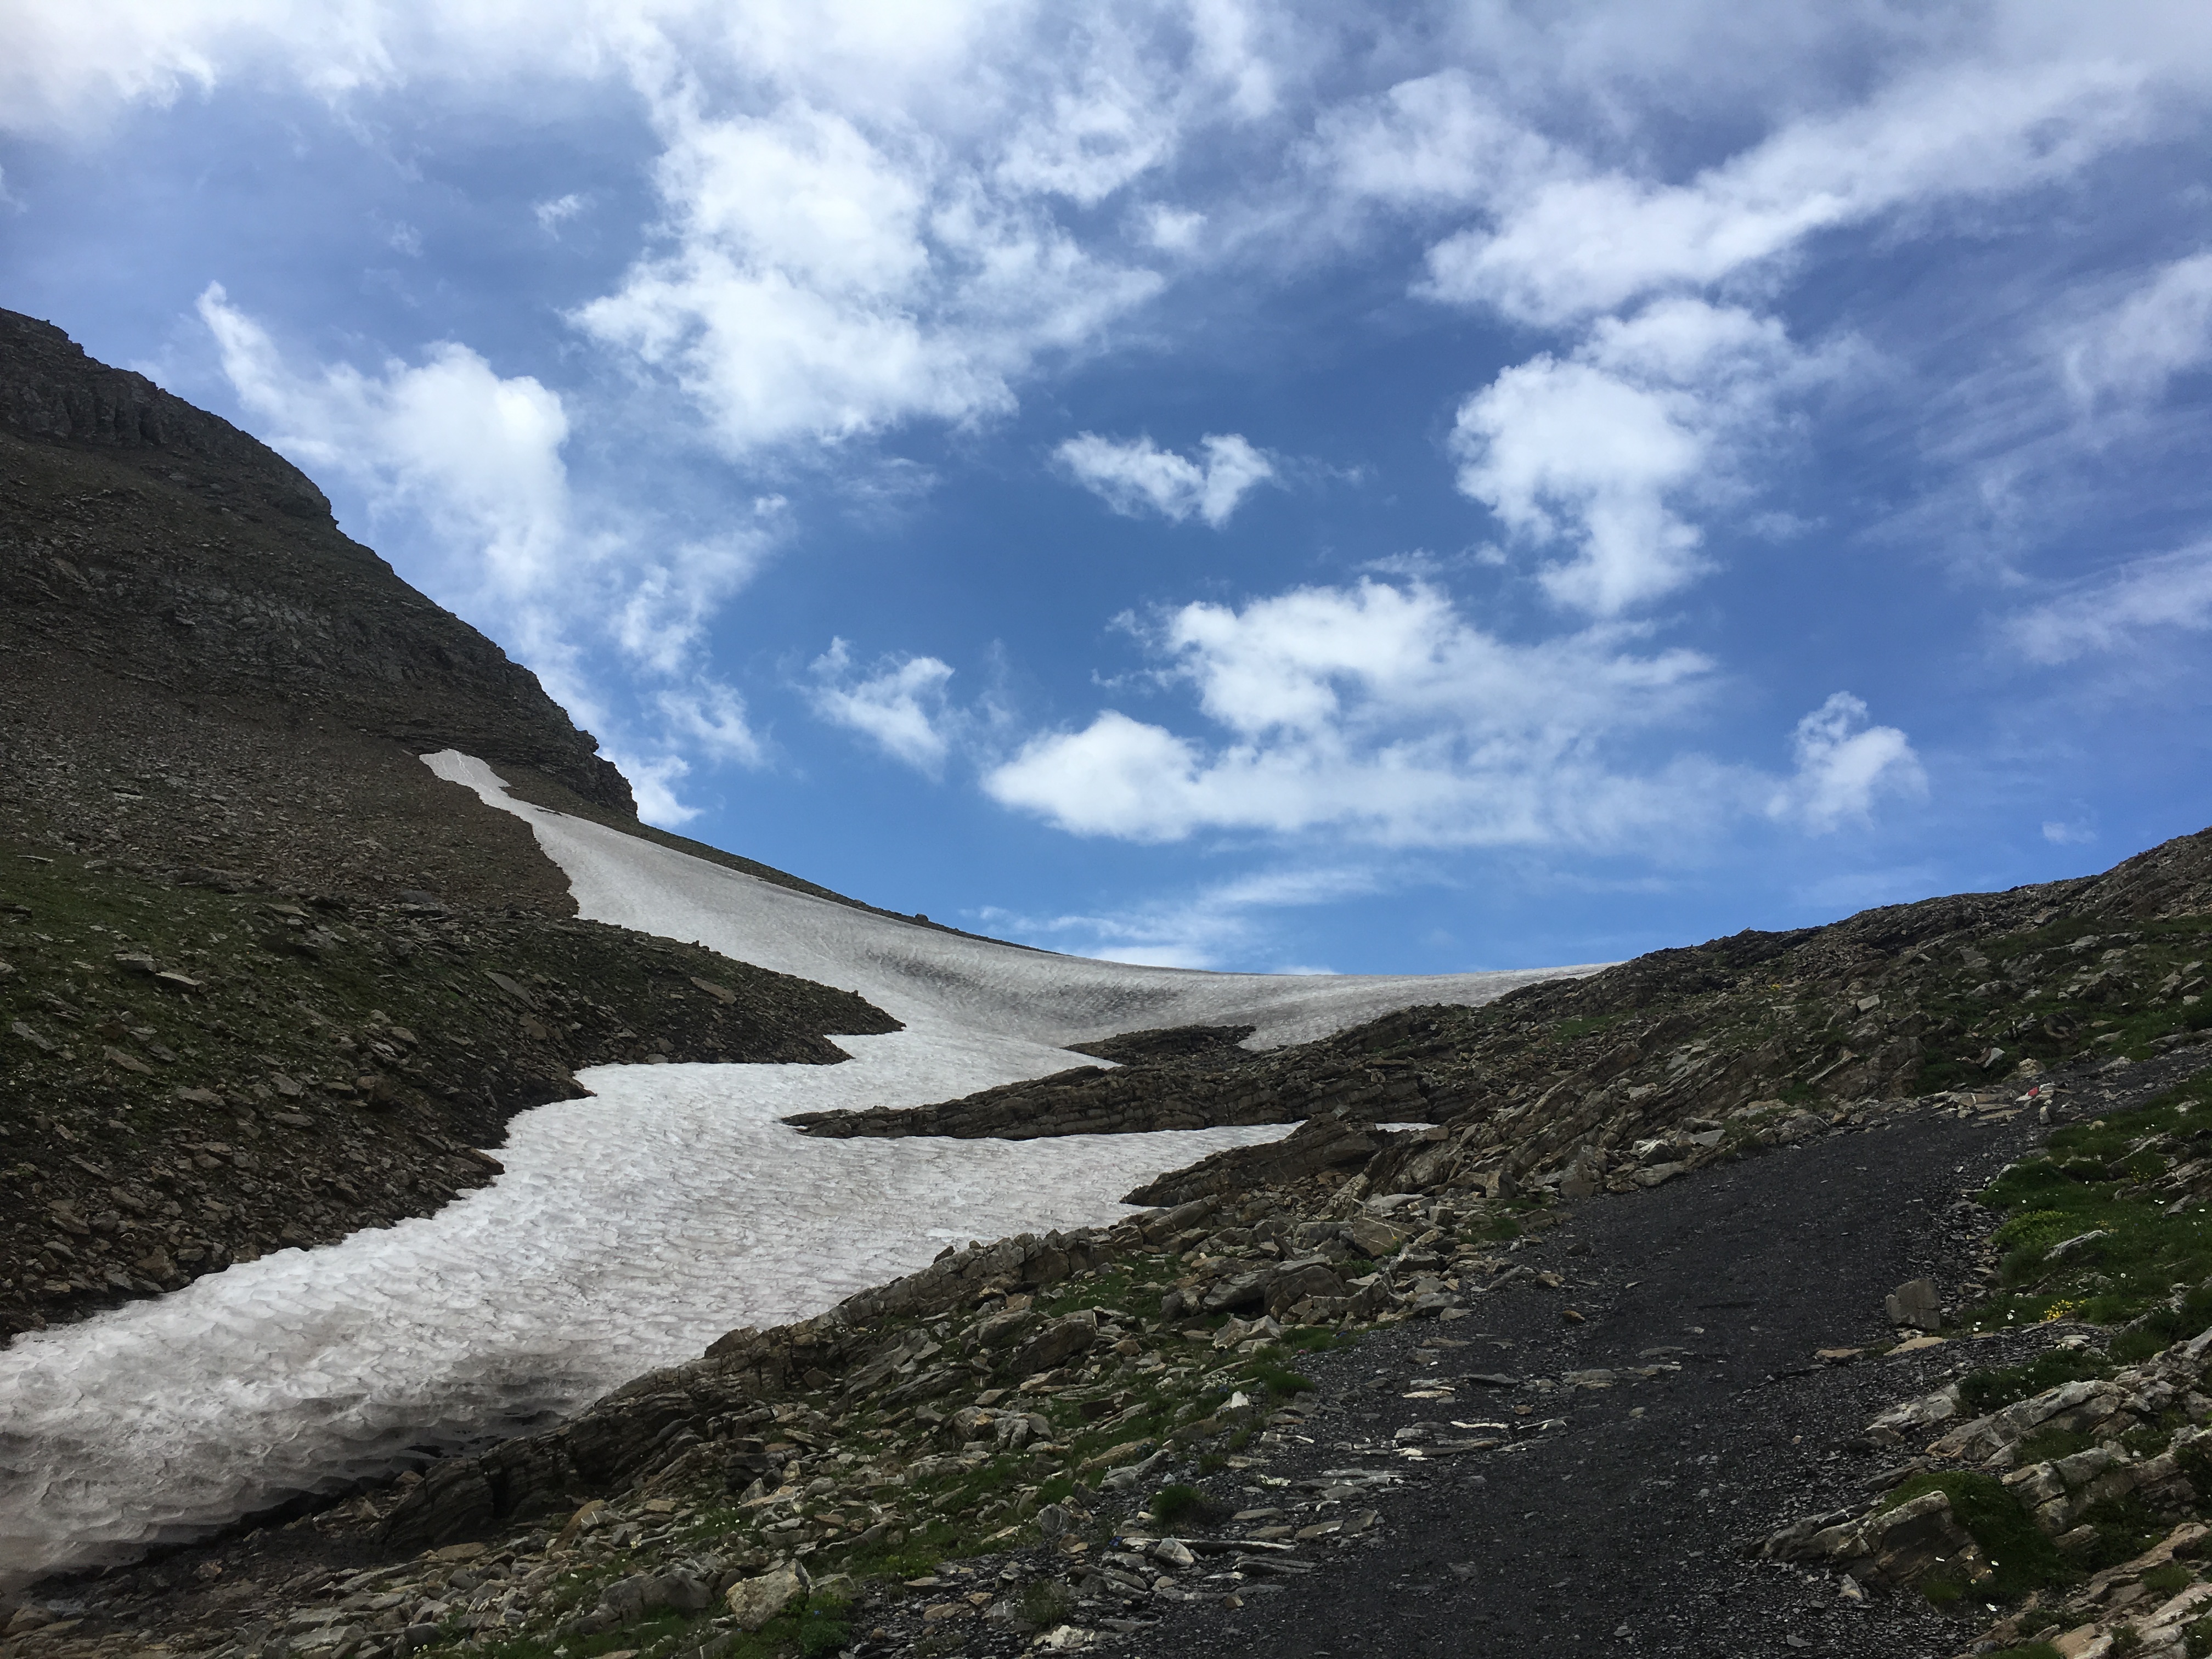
[0, 753, 1590, 1582]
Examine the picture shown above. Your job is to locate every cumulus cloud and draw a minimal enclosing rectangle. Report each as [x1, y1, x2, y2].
[2007, 541, 2212, 664]
[985, 578, 1729, 847]
[1055, 431, 1275, 527]
[808, 640, 960, 776]
[198, 285, 777, 811]
[986, 580, 1928, 849]
[1450, 300, 1815, 614]
[200, 283, 574, 605]
[1765, 693, 1926, 833]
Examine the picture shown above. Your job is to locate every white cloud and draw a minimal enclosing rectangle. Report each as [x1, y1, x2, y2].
[200, 283, 574, 605]
[986, 578, 1730, 847]
[1054, 431, 1275, 527]
[605, 749, 699, 828]
[572, 88, 1166, 455]
[1449, 300, 1814, 614]
[198, 285, 777, 806]
[2061, 251, 2212, 407]
[534, 192, 586, 234]
[809, 640, 960, 776]
[657, 681, 765, 768]
[1765, 693, 1926, 833]
[1139, 204, 1206, 252]
[2007, 541, 2212, 664]
[988, 581, 1928, 849]
[1419, 57, 2163, 326]
[1314, 68, 1563, 210]
[2044, 819, 2098, 847]
[981, 863, 1381, 970]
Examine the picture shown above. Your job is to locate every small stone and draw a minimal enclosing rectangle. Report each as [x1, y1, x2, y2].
[113, 952, 159, 975]
[1560, 1308, 1585, 1324]
[1345, 1217, 1403, 1259]
[1884, 1278, 1942, 1333]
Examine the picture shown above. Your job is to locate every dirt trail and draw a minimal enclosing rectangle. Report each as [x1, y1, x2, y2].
[1141, 1063, 2204, 1657]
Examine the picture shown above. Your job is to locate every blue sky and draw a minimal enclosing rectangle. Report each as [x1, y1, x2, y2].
[5, 3, 2212, 974]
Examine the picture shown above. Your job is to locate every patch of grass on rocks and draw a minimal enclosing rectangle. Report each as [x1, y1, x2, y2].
[1966, 1069, 2212, 1341]
[1878, 1471, 2075, 1603]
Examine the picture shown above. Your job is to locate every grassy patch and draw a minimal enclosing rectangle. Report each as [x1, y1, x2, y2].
[1967, 1073, 2212, 1335]
[1019, 1579, 1075, 1629]
[2076, 1494, 2168, 1572]
[1957, 1347, 2115, 1417]
[2145, 1562, 2196, 1596]
[1879, 1472, 2075, 1601]
[1242, 1357, 1315, 1398]
[1907, 914, 2212, 1094]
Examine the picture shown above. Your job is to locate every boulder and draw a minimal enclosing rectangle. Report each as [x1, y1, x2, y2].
[1009, 1311, 1098, 1376]
[725, 1564, 806, 1631]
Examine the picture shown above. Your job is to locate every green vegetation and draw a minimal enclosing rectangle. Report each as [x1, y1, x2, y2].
[2143, 1561, 2195, 1596]
[1878, 1471, 2074, 1601]
[1909, 914, 2212, 1097]
[1957, 1347, 2115, 1417]
[1243, 1357, 1315, 1398]
[1019, 1578, 1075, 1629]
[1150, 1483, 1206, 1524]
[1967, 1070, 2212, 1343]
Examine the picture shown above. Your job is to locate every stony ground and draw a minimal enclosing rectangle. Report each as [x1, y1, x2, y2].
[0, 310, 929, 1343]
[14, 1045, 2212, 1659]
[0, 845, 901, 1339]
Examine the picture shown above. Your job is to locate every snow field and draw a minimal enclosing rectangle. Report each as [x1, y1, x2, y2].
[0, 755, 1588, 1585]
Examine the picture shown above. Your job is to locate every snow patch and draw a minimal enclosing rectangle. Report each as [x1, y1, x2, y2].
[0, 753, 1589, 1583]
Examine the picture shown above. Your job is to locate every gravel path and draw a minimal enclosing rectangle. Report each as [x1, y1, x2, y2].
[1102, 1095, 2111, 1658]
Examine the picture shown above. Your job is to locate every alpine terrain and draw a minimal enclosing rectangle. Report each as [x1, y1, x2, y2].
[8, 311, 2212, 1659]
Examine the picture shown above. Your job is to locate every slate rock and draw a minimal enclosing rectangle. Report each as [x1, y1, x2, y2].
[1885, 1277, 1943, 1333]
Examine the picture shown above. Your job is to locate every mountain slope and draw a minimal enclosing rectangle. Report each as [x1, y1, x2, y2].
[0, 312, 907, 1340]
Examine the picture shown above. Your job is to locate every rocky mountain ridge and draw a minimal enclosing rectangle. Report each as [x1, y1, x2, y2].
[0, 313, 917, 1339]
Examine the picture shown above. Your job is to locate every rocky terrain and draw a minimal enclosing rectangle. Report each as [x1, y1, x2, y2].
[0, 312, 921, 1339]
[12, 306, 2212, 1659]
[796, 827, 2212, 1217]
[8, 1034, 2211, 1659]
